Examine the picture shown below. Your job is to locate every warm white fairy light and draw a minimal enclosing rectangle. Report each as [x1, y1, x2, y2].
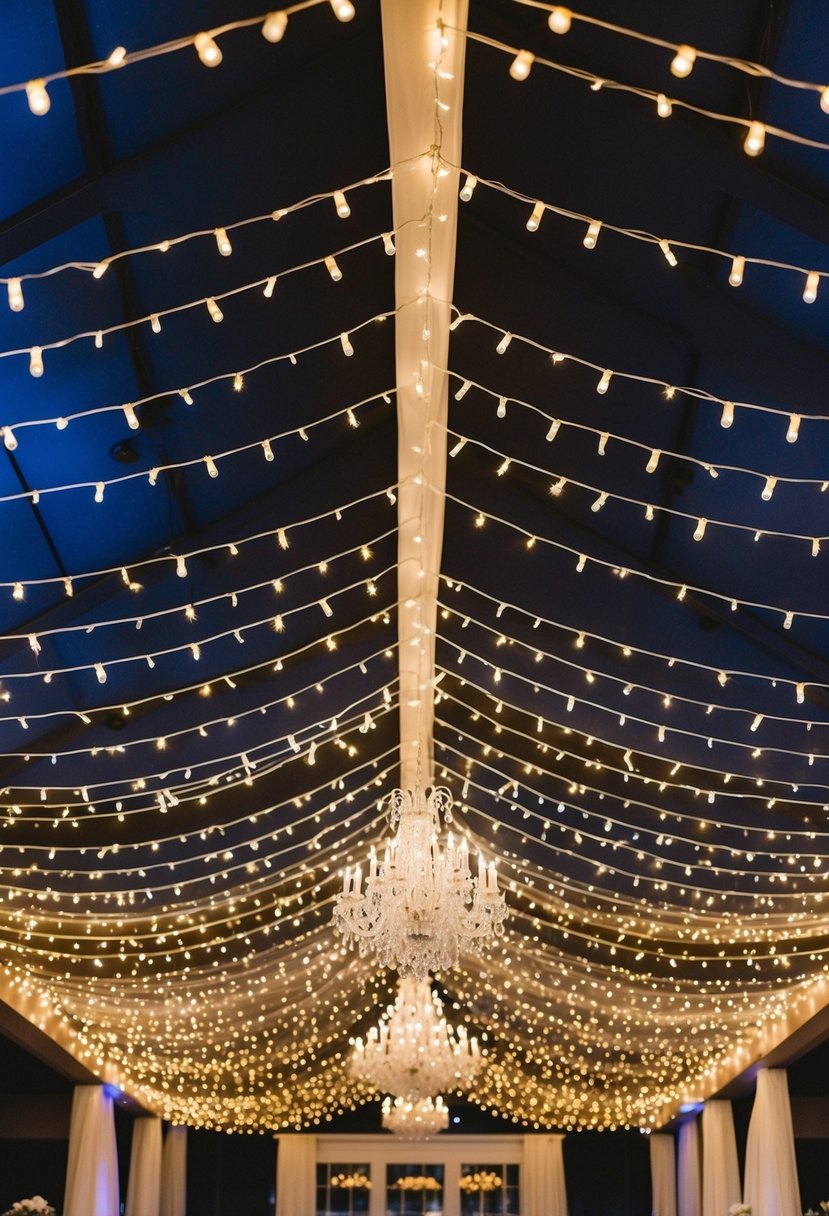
[25, 78, 50, 115]
[194, 31, 223, 66]
[509, 50, 535, 81]
[670, 44, 696, 77]
[744, 119, 766, 156]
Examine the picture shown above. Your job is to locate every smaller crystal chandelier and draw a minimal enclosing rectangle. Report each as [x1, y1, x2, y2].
[382, 1095, 449, 1138]
[333, 786, 507, 978]
[350, 975, 481, 1099]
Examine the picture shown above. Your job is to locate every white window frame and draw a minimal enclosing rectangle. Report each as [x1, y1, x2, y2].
[316, 1135, 524, 1216]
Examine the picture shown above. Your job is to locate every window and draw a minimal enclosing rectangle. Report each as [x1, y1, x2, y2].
[459, 1164, 519, 1216]
[386, 1163, 445, 1216]
[316, 1163, 372, 1216]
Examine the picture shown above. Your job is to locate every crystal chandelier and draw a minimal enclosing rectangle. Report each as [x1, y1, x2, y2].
[333, 786, 507, 978]
[350, 974, 481, 1100]
[382, 1095, 449, 1138]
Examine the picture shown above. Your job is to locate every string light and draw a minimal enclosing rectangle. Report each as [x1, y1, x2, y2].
[262, 11, 288, 42]
[25, 78, 50, 115]
[744, 119, 766, 156]
[670, 44, 696, 77]
[509, 50, 535, 81]
[194, 31, 223, 66]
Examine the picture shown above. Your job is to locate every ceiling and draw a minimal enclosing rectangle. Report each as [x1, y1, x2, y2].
[2, 0, 829, 1133]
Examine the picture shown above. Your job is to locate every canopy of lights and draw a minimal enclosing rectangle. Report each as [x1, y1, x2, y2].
[2, 0, 829, 1135]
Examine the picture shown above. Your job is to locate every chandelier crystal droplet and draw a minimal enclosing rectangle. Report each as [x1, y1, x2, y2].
[350, 975, 481, 1099]
[333, 786, 507, 978]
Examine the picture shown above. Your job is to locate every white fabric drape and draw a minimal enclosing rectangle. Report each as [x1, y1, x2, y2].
[678, 1118, 702, 1216]
[380, 0, 468, 783]
[275, 1135, 316, 1216]
[126, 1118, 162, 1216]
[702, 1101, 741, 1216]
[63, 1085, 120, 1216]
[743, 1070, 801, 1216]
[160, 1125, 187, 1216]
[650, 1134, 677, 1216]
[522, 1136, 568, 1216]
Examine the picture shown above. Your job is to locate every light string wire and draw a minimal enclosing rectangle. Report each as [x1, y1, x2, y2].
[440, 421, 829, 551]
[0, 624, 398, 798]
[8, 525, 395, 651]
[0, 609, 397, 799]
[436, 600, 829, 734]
[0, 631, 397, 765]
[0, 0, 350, 102]
[441, 576, 829, 700]
[3, 560, 396, 684]
[4, 741, 398, 872]
[438, 363, 829, 495]
[1, 478, 398, 593]
[0, 164, 393, 291]
[451, 163, 829, 298]
[0, 799, 393, 949]
[0, 228, 407, 372]
[435, 683, 829, 808]
[436, 750, 829, 898]
[508, 0, 829, 103]
[450, 24, 829, 153]
[434, 743, 829, 865]
[450, 310, 829, 433]
[441, 487, 829, 629]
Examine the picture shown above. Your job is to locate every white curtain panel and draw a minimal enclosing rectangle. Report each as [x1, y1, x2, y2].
[743, 1070, 800, 1216]
[522, 1136, 568, 1216]
[126, 1118, 162, 1216]
[650, 1134, 677, 1216]
[275, 1135, 317, 1216]
[678, 1118, 702, 1216]
[63, 1085, 120, 1216]
[702, 1101, 741, 1216]
[160, 1126, 187, 1216]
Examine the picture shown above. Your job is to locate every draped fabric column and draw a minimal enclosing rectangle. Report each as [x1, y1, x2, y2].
[126, 1117, 162, 1216]
[743, 1070, 800, 1216]
[702, 1101, 741, 1216]
[650, 1135, 677, 1216]
[275, 1136, 317, 1216]
[678, 1118, 702, 1216]
[160, 1126, 187, 1216]
[522, 1136, 568, 1216]
[63, 1085, 120, 1216]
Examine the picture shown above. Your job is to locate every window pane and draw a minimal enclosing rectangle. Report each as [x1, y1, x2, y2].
[387, 1163, 444, 1216]
[317, 1164, 372, 1216]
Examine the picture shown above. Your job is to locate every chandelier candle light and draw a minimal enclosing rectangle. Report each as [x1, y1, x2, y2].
[333, 786, 507, 978]
[382, 1096, 449, 1138]
[350, 974, 481, 1099]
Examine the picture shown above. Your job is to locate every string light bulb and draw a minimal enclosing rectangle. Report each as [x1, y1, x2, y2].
[333, 190, 351, 218]
[194, 32, 222, 67]
[214, 227, 232, 256]
[206, 298, 223, 323]
[670, 45, 696, 78]
[3, 427, 18, 452]
[262, 11, 288, 42]
[526, 201, 544, 232]
[459, 174, 477, 202]
[787, 413, 801, 443]
[509, 50, 535, 81]
[744, 120, 766, 156]
[7, 278, 24, 312]
[329, 0, 356, 19]
[325, 255, 342, 281]
[25, 79, 50, 115]
[729, 256, 745, 287]
[548, 7, 572, 34]
[656, 94, 672, 118]
[583, 221, 601, 249]
[720, 401, 734, 429]
[803, 272, 819, 304]
[596, 369, 612, 394]
[29, 347, 43, 377]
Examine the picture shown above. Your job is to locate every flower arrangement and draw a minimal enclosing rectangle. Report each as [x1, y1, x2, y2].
[393, 1177, 442, 1192]
[3, 1199, 55, 1216]
[728, 1205, 751, 1216]
[332, 1173, 372, 1190]
[460, 1173, 503, 1194]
